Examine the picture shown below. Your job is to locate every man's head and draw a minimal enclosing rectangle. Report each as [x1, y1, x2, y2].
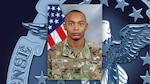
[63, 10, 88, 41]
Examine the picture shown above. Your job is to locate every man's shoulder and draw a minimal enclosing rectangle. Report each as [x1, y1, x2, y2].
[50, 41, 64, 49]
[48, 41, 65, 57]
[86, 40, 102, 50]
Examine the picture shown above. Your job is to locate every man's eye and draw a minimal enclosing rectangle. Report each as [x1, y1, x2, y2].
[68, 23, 73, 26]
[79, 23, 84, 26]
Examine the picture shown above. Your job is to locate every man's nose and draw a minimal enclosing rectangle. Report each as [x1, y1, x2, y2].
[74, 24, 79, 31]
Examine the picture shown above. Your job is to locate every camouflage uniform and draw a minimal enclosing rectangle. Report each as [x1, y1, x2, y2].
[48, 39, 102, 80]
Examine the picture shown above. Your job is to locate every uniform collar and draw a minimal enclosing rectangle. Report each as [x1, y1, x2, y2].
[62, 39, 91, 59]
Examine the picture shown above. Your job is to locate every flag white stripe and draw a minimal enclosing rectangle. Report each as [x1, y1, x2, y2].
[51, 30, 62, 44]
[61, 24, 67, 35]
[47, 43, 51, 50]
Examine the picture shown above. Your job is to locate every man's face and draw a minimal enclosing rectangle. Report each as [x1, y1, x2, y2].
[64, 12, 88, 41]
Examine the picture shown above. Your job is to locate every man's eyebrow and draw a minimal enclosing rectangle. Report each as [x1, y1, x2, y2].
[67, 20, 74, 22]
[67, 20, 85, 22]
[79, 21, 85, 22]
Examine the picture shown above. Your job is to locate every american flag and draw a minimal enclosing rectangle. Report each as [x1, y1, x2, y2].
[47, 5, 67, 49]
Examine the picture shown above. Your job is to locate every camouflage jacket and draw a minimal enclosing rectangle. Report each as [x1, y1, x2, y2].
[48, 39, 102, 80]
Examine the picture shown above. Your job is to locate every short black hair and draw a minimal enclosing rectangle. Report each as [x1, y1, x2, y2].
[65, 10, 86, 20]
[70, 10, 83, 13]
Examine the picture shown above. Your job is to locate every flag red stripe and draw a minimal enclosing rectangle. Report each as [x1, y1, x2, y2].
[56, 26, 66, 41]
[48, 35, 55, 47]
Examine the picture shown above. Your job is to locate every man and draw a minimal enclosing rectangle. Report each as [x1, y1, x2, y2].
[48, 10, 102, 80]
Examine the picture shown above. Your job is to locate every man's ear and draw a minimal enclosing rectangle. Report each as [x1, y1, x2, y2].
[63, 22, 67, 30]
[86, 23, 88, 30]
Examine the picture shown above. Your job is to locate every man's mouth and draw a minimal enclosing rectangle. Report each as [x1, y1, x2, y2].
[72, 33, 80, 36]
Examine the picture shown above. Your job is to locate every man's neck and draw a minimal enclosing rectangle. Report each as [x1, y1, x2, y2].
[67, 38, 85, 48]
